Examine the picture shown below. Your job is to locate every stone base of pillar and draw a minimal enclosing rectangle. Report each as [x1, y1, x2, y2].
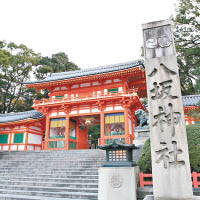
[98, 166, 139, 200]
[143, 195, 200, 200]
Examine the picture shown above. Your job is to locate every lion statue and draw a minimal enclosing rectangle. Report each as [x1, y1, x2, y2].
[134, 109, 149, 127]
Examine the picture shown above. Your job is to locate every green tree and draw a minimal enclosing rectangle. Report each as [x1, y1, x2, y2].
[87, 124, 100, 148]
[0, 41, 40, 113]
[173, 0, 200, 95]
[35, 52, 79, 80]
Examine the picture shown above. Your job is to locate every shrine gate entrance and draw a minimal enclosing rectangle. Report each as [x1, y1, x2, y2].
[46, 110, 137, 150]
[26, 60, 147, 150]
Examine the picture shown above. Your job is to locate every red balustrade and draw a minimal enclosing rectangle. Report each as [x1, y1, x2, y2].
[139, 173, 153, 188]
[33, 90, 138, 106]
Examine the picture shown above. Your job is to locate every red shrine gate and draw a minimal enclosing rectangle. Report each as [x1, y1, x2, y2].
[26, 60, 146, 150]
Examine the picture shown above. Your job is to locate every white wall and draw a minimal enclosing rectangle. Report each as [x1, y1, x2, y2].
[28, 133, 42, 145]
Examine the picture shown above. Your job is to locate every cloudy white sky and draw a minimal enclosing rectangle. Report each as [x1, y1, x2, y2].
[0, 0, 177, 69]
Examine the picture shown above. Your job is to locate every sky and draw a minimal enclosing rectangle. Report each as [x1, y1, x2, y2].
[0, 0, 177, 69]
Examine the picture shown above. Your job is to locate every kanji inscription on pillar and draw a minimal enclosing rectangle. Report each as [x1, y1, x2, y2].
[142, 20, 193, 199]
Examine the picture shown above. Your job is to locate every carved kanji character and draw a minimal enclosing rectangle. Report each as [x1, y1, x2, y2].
[169, 141, 185, 166]
[148, 63, 176, 77]
[153, 104, 181, 135]
[155, 143, 169, 168]
[153, 106, 166, 132]
[150, 80, 178, 100]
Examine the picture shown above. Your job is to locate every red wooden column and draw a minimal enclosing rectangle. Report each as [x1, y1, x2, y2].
[131, 112, 134, 141]
[99, 102, 105, 145]
[43, 108, 49, 150]
[24, 125, 29, 151]
[44, 116, 50, 150]
[63, 106, 70, 150]
[124, 106, 129, 143]
[8, 127, 13, 151]
[76, 119, 80, 149]
[65, 114, 70, 150]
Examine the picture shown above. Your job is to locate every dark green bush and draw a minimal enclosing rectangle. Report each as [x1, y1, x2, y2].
[137, 124, 200, 173]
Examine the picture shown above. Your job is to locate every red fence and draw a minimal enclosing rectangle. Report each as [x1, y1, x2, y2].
[140, 172, 200, 188]
[139, 173, 153, 188]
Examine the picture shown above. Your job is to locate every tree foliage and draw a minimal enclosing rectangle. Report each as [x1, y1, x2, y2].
[137, 124, 200, 173]
[0, 41, 80, 113]
[173, 0, 200, 95]
[35, 52, 79, 80]
[0, 41, 40, 113]
[87, 124, 100, 148]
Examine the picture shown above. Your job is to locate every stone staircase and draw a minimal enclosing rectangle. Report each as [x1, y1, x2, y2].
[0, 150, 106, 200]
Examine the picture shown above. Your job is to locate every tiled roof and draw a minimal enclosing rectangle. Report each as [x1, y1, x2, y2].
[182, 94, 200, 106]
[25, 59, 144, 85]
[0, 110, 44, 124]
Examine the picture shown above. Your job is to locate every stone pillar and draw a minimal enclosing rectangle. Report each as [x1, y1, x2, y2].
[142, 20, 193, 199]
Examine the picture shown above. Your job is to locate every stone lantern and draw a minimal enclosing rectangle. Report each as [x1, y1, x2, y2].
[98, 140, 138, 167]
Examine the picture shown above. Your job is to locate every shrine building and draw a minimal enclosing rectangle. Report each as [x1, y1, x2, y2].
[182, 94, 200, 125]
[0, 60, 199, 151]
[0, 111, 45, 151]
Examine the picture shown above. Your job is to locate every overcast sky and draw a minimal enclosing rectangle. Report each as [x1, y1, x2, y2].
[0, 0, 177, 69]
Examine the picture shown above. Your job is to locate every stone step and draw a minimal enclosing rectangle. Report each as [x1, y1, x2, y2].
[0, 150, 105, 199]
[0, 193, 94, 200]
[0, 176, 98, 183]
[0, 173, 98, 179]
[0, 167, 98, 171]
[0, 169, 98, 173]
[0, 158, 102, 164]
[0, 188, 98, 199]
[0, 166, 101, 170]
[0, 162, 102, 165]
[0, 170, 98, 174]
[0, 180, 98, 188]
[0, 184, 98, 193]
[0, 163, 102, 166]
[0, 156, 104, 159]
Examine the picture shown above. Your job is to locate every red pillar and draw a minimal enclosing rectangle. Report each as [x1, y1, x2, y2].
[131, 113, 134, 141]
[8, 127, 13, 151]
[44, 115, 50, 150]
[124, 107, 129, 144]
[24, 125, 29, 151]
[65, 114, 70, 150]
[99, 102, 105, 145]
[100, 110, 105, 145]
[76, 119, 80, 149]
